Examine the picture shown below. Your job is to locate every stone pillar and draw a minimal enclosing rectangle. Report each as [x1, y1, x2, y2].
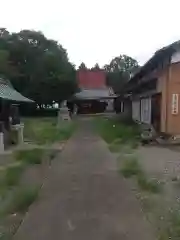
[58, 107, 71, 124]
[57, 101, 71, 127]
[11, 123, 24, 146]
[0, 132, 4, 153]
[0, 122, 4, 153]
[18, 124, 24, 145]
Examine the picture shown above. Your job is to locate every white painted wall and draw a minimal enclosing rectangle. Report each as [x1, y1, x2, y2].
[171, 51, 180, 63]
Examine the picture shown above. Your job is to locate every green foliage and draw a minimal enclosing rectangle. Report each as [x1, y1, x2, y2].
[108, 142, 122, 152]
[78, 62, 87, 69]
[0, 28, 77, 105]
[6, 186, 39, 214]
[91, 63, 100, 70]
[129, 141, 139, 149]
[120, 156, 162, 193]
[137, 174, 162, 193]
[23, 117, 75, 144]
[3, 164, 24, 187]
[158, 209, 180, 240]
[15, 149, 44, 165]
[104, 55, 139, 93]
[95, 117, 139, 144]
[120, 157, 141, 178]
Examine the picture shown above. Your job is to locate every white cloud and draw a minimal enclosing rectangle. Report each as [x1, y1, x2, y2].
[1, 0, 180, 67]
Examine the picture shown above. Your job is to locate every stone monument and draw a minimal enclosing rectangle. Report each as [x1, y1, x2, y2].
[58, 100, 71, 126]
[10, 105, 24, 145]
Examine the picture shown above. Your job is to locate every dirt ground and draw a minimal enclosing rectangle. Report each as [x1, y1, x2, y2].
[137, 146, 180, 180]
[13, 118, 155, 240]
[136, 146, 180, 204]
[130, 145, 180, 238]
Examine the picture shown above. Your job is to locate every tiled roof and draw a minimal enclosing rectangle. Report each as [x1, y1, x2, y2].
[0, 78, 34, 102]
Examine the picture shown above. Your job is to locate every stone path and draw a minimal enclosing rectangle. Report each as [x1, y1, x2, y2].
[14, 119, 154, 240]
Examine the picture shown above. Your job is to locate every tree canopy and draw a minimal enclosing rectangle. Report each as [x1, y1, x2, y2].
[104, 55, 139, 93]
[78, 62, 87, 70]
[0, 28, 77, 106]
[91, 63, 100, 70]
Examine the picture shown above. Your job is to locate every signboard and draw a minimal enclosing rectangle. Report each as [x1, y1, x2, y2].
[172, 94, 179, 115]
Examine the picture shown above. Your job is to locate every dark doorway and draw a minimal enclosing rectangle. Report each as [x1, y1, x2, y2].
[151, 94, 161, 132]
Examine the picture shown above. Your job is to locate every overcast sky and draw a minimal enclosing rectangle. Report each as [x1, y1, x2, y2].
[1, 0, 180, 67]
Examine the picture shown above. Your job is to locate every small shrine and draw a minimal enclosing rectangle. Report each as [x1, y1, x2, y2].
[0, 78, 34, 152]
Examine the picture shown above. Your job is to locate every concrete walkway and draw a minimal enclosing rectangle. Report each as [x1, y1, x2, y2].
[14, 119, 154, 240]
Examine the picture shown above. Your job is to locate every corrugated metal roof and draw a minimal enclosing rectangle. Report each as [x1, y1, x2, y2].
[0, 79, 34, 102]
[74, 88, 116, 100]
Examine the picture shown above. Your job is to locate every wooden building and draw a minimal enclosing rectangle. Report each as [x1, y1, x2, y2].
[124, 40, 180, 136]
[71, 69, 116, 114]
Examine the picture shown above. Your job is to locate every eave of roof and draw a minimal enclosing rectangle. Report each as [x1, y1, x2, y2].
[128, 40, 180, 84]
[0, 78, 34, 103]
[72, 88, 117, 100]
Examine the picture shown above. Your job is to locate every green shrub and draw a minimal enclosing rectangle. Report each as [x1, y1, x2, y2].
[95, 117, 140, 144]
[15, 149, 44, 165]
[109, 143, 121, 153]
[129, 141, 139, 149]
[23, 118, 76, 144]
[7, 186, 39, 213]
[3, 164, 24, 187]
[120, 157, 141, 178]
[158, 209, 180, 240]
[137, 174, 162, 193]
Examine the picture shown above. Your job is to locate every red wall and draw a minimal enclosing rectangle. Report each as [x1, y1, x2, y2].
[77, 70, 106, 89]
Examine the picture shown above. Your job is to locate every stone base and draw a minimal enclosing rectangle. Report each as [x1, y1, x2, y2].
[11, 123, 24, 145]
[57, 108, 71, 127]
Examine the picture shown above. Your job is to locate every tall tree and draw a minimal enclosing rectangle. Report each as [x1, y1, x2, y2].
[78, 62, 87, 70]
[0, 29, 77, 106]
[104, 55, 139, 93]
[91, 63, 100, 70]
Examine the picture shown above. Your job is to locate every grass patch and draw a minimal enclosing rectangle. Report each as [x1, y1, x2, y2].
[137, 174, 162, 193]
[15, 149, 44, 165]
[109, 143, 121, 153]
[120, 157, 141, 178]
[108, 139, 123, 153]
[95, 117, 140, 144]
[120, 156, 162, 193]
[6, 186, 39, 214]
[158, 209, 180, 240]
[129, 141, 139, 149]
[23, 117, 75, 144]
[3, 164, 24, 187]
